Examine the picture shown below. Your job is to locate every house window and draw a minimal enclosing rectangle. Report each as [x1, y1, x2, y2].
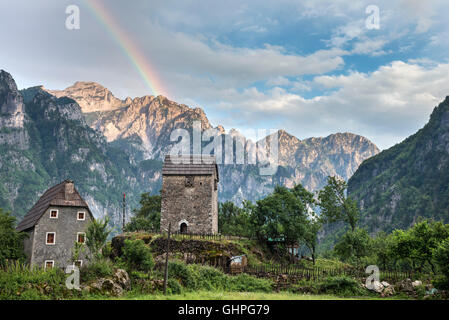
[75, 260, 83, 268]
[44, 260, 54, 269]
[46, 232, 56, 245]
[77, 211, 85, 221]
[77, 232, 86, 244]
[49, 209, 58, 219]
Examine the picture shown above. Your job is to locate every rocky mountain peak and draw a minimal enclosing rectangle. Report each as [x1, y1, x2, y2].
[46, 81, 124, 113]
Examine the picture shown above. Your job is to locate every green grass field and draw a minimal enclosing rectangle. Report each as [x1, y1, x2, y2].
[114, 291, 404, 300]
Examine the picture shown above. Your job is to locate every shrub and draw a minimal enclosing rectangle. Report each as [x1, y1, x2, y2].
[168, 261, 197, 289]
[318, 276, 367, 297]
[167, 261, 274, 293]
[167, 278, 183, 295]
[80, 259, 114, 282]
[0, 261, 75, 300]
[121, 239, 154, 272]
[228, 273, 273, 292]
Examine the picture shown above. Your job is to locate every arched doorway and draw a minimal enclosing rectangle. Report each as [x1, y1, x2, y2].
[180, 222, 188, 234]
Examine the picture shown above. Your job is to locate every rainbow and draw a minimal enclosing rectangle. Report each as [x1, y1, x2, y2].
[83, 0, 165, 96]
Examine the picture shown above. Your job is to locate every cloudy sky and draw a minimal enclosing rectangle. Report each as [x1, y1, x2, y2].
[1, 0, 449, 149]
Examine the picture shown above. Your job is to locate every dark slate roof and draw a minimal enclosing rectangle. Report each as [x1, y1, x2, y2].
[162, 154, 219, 180]
[16, 180, 91, 232]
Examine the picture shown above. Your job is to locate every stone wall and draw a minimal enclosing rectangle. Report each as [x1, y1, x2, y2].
[160, 174, 218, 234]
[29, 206, 93, 268]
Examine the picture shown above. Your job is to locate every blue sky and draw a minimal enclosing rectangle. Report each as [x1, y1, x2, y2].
[1, 0, 449, 149]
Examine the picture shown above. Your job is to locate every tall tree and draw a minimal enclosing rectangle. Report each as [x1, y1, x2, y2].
[86, 217, 112, 261]
[125, 192, 161, 232]
[301, 213, 322, 265]
[318, 176, 360, 231]
[0, 208, 27, 266]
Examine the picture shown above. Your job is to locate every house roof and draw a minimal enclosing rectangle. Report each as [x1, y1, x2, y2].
[16, 180, 92, 232]
[162, 154, 219, 180]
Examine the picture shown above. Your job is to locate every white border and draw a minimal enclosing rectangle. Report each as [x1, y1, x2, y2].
[49, 209, 58, 219]
[77, 211, 86, 221]
[44, 260, 54, 269]
[46, 232, 56, 245]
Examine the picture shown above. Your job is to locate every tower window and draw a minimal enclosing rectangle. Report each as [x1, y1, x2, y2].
[185, 176, 194, 187]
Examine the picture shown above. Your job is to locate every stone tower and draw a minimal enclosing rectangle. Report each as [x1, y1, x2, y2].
[160, 154, 219, 234]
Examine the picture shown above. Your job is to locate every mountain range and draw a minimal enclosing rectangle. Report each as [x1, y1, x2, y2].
[0, 69, 379, 226]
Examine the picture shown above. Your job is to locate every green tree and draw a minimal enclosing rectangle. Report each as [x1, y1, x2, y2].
[218, 201, 253, 237]
[318, 176, 360, 231]
[86, 217, 112, 261]
[371, 231, 395, 270]
[334, 227, 372, 265]
[433, 238, 449, 283]
[301, 214, 322, 265]
[125, 192, 161, 232]
[253, 184, 312, 244]
[389, 219, 449, 273]
[0, 208, 27, 266]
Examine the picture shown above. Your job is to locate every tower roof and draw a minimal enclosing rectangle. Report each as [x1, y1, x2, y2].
[162, 154, 219, 180]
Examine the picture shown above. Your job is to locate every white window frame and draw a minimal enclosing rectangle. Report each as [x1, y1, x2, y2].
[44, 260, 54, 269]
[46, 232, 56, 245]
[75, 260, 83, 268]
[49, 209, 59, 219]
[77, 211, 86, 221]
[77, 232, 86, 244]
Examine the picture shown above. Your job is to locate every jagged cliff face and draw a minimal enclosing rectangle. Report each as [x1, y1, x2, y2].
[0, 71, 29, 149]
[348, 96, 449, 233]
[0, 70, 379, 227]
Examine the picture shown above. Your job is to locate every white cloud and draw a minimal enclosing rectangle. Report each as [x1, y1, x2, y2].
[205, 60, 449, 149]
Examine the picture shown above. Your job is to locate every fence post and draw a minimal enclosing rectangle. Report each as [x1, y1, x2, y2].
[163, 223, 172, 295]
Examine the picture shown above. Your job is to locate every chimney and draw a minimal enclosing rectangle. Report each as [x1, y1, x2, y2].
[65, 179, 74, 198]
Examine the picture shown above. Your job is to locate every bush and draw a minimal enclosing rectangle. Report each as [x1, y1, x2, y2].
[318, 276, 367, 297]
[80, 259, 114, 282]
[167, 278, 183, 295]
[121, 239, 154, 272]
[167, 261, 274, 293]
[0, 261, 77, 300]
[168, 261, 197, 289]
[228, 273, 273, 292]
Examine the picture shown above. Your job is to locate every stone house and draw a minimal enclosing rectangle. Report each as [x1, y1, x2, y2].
[16, 179, 94, 269]
[160, 154, 219, 234]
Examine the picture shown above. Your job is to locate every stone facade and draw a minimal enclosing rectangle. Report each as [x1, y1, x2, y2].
[26, 206, 93, 268]
[160, 155, 219, 234]
[17, 180, 94, 269]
